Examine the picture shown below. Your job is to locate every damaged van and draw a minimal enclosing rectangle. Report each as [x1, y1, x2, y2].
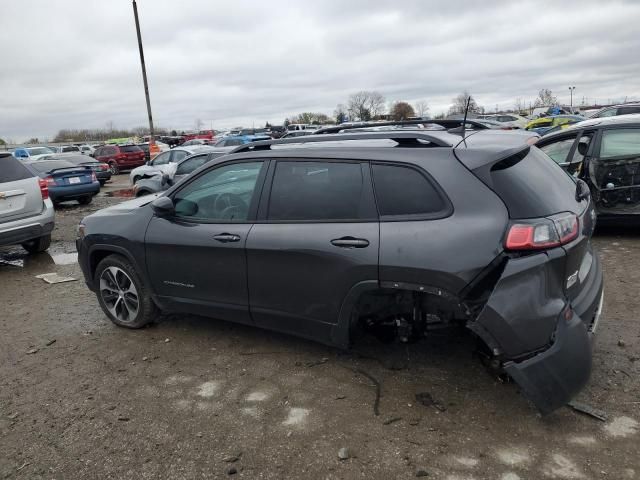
[537, 114, 640, 222]
[76, 126, 604, 414]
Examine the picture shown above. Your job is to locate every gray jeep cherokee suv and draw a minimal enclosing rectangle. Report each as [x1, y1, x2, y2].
[76, 130, 604, 414]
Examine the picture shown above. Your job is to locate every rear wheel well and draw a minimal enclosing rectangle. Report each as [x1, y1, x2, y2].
[348, 287, 472, 344]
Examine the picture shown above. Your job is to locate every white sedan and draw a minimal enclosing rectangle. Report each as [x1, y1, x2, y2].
[128, 146, 215, 184]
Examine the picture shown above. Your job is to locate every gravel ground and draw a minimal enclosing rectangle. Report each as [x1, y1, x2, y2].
[1, 175, 639, 480]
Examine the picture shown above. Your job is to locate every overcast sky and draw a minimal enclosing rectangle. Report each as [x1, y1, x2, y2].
[1, 0, 639, 142]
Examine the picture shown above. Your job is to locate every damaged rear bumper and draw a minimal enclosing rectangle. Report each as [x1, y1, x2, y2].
[504, 311, 594, 415]
[471, 249, 603, 414]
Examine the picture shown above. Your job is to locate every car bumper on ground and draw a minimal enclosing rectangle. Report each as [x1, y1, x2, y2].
[0, 199, 55, 246]
[471, 249, 604, 414]
[49, 182, 100, 202]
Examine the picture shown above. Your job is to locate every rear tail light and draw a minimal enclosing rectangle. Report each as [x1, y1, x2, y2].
[38, 178, 49, 200]
[44, 176, 56, 187]
[91, 172, 97, 182]
[505, 212, 579, 251]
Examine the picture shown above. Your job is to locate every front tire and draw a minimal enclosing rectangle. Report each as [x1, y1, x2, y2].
[22, 234, 51, 253]
[109, 162, 120, 175]
[94, 254, 157, 328]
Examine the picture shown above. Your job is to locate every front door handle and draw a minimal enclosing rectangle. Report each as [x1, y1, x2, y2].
[331, 236, 370, 248]
[213, 233, 241, 243]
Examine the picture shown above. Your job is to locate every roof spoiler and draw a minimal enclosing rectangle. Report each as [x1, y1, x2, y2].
[229, 131, 454, 154]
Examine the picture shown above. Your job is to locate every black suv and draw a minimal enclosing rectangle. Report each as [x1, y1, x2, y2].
[76, 129, 603, 414]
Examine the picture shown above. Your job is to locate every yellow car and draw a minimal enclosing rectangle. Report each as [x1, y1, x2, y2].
[525, 115, 585, 135]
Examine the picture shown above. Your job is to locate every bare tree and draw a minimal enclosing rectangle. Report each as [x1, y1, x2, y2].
[448, 91, 480, 116]
[347, 91, 386, 121]
[290, 112, 331, 125]
[334, 103, 347, 124]
[347, 91, 372, 121]
[390, 101, 415, 121]
[414, 100, 430, 118]
[534, 89, 558, 107]
[367, 91, 386, 118]
[513, 97, 526, 113]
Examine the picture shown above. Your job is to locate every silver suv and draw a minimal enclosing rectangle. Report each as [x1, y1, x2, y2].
[0, 153, 55, 253]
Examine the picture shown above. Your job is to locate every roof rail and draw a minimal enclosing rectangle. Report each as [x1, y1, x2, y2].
[313, 119, 490, 135]
[229, 131, 453, 154]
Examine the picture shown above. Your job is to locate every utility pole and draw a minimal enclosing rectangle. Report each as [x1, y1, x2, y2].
[132, 0, 158, 155]
[568, 86, 576, 109]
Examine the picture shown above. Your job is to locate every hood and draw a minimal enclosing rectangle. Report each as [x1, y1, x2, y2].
[90, 194, 160, 217]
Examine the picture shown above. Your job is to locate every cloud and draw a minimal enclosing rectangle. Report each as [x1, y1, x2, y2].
[1, 0, 639, 141]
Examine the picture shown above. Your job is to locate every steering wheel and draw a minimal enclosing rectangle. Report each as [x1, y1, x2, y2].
[214, 192, 247, 220]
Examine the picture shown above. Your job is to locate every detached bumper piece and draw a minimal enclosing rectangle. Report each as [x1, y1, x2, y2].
[505, 313, 592, 415]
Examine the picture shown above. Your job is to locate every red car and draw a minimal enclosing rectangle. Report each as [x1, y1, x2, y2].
[93, 145, 146, 175]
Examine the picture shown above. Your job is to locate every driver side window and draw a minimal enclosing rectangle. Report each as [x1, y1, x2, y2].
[153, 152, 171, 166]
[173, 161, 264, 222]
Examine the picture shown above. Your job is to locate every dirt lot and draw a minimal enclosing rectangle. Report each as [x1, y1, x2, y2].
[1, 175, 639, 480]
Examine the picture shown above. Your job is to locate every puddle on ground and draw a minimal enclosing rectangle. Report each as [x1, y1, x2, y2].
[101, 188, 134, 198]
[51, 252, 78, 265]
[0, 243, 77, 269]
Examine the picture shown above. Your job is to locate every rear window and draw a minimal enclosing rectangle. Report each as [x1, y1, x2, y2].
[486, 147, 580, 218]
[372, 164, 448, 218]
[120, 145, 143, 153]
[29, 161, 76, 173]
[0, 154, 34, 182]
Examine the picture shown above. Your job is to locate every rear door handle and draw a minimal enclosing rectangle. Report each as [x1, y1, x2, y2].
[213, 233, 241, 243]
[331, 237, 370, 248]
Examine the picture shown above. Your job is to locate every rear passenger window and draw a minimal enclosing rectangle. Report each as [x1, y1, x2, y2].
[0, 155, 33, 182]
[372, 164, 447, 218]
[268, 161, 375, 221]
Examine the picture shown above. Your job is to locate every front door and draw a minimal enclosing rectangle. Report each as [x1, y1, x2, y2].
[246, 159, 379, 342]
[145, 160, 267, 323]
[590, 127, 640, 215]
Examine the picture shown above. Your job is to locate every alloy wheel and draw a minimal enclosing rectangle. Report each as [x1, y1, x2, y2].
[99, 266, 140, 323]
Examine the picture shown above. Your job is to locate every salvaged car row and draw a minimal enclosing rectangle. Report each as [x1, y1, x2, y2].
[4, 113, 638, 414]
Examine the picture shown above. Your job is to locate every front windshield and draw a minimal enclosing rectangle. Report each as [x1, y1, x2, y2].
[27, 147, 55, 155]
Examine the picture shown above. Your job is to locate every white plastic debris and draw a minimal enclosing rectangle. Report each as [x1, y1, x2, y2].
[35, 273, 77, 284]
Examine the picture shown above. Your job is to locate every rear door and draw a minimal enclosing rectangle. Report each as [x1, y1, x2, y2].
[246, 159, 379, 342]
[0, 155, 42, 222]
[590, 126, 640, 215]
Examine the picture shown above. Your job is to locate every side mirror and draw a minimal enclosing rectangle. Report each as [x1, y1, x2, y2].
[151, 196, 175, 217]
